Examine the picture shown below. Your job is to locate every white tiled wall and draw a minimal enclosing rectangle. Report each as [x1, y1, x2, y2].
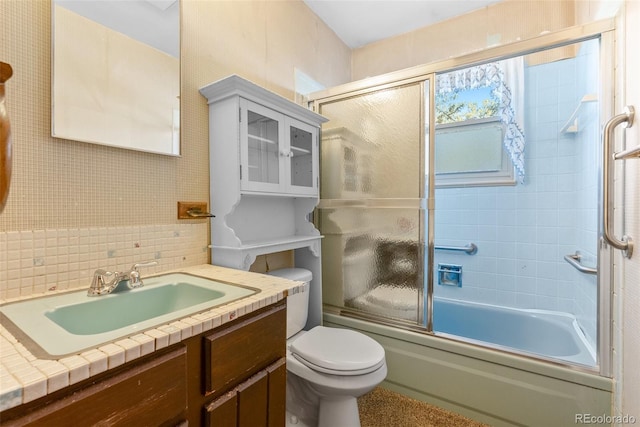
[434, 40, 600, 347]
[0, 223, 209, 300]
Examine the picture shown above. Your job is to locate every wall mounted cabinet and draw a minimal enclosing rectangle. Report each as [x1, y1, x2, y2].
[200, 76, 327, 328]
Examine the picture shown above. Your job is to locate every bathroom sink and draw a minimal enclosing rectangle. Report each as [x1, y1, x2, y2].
[0, 273, 259, 358]
[46, 283, 226, 335]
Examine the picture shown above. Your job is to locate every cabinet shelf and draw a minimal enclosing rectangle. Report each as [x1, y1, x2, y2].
[210, 235, 323, 271]
[248, 134, 277, 145]
[212, 235, 322, 252]
[291, 146, 311, 155]
[240, 235, 323, 250]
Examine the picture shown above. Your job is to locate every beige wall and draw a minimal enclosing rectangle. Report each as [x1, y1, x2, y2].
[0, 0, 350, 298]
[351, 0, 575, 80]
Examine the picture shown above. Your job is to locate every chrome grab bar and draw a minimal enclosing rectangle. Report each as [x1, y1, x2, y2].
[564, 252, 597, 275]
[435, 243, 478, 255]
[602, 105, 634, 258]
[614, 144, 640, 160]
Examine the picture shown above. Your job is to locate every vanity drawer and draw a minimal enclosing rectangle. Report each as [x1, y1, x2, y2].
[203, 302, 286, 396]
[2, 346, 187, 427]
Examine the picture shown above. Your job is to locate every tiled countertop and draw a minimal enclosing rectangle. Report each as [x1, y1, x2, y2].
[0, 264, 303, 412]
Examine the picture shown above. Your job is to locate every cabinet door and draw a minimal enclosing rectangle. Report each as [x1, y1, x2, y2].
[204, 391, 238, 427]
[240, 99, 285, 193]
[266, 358, 287, 427]
[237, 370, 269, 427]
[285, 118, 318, 196]
[204, 360, 285, 427]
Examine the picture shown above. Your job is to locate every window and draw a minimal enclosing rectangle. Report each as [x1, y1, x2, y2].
[435, 117, 515, 187]
[433, 61, 525, 187]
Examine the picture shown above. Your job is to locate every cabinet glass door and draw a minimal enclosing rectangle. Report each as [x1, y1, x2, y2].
[241, 100, 283, 192]
[287, 119, 317, 195]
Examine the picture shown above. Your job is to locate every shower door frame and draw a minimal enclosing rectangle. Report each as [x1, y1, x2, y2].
[311, 18, 616, 376]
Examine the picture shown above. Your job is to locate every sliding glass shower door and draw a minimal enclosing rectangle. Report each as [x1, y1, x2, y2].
[316, 81, 430, 327]
[314, 31, 611, 371]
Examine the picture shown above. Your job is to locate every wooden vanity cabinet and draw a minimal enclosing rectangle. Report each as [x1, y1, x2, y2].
[0, 300, 287, 427]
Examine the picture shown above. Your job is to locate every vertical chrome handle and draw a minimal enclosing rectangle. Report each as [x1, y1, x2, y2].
[602, 106, 634, 258]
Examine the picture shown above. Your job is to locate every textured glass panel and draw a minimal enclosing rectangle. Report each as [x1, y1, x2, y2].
[318, 206, 424, 323]
[320, 84, 423, 200]
[318, 82, 425, 325]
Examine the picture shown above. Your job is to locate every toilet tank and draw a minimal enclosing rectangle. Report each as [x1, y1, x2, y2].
[267, 268, 312, 339]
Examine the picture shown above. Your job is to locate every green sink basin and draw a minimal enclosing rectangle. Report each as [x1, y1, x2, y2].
[0, 273, 259, 358]
[46, 283, 226, 335]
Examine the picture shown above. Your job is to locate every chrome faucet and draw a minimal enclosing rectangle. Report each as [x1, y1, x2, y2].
[88, 261, 158, 296]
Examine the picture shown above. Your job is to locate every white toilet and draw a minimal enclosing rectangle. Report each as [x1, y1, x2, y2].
[268, 268, 387, 427]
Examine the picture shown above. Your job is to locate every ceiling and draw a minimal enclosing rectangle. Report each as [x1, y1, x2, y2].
[302, 0, 503, 49]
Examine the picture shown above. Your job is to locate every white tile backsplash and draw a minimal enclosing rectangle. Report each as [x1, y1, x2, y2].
[0, 223, 209, 300]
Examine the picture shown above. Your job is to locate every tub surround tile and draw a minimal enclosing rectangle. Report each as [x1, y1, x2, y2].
[0, 264, 302, 411]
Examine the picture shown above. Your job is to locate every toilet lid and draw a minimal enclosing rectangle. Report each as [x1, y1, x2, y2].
[289, 326, 385, 376]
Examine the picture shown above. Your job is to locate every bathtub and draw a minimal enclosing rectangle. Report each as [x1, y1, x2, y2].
[348, 285, 596, 367]
[433, 298, 596, 366]
[329, 287, 612, 426]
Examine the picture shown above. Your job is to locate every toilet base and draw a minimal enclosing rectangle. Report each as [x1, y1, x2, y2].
[318, 396, 361, 427]
[286, 411, 313, 427]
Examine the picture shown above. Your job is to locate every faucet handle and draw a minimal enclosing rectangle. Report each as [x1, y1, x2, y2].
[131, 260, 159, 271]
[128, 260, 158, 288]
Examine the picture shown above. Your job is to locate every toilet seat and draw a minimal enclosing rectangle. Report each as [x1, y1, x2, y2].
[289, 326, 385, 376]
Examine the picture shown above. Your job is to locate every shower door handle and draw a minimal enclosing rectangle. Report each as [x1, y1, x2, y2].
[602, 106, 634, 258]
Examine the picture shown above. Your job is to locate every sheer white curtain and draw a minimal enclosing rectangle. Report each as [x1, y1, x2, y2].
[436, 58, 526, 183]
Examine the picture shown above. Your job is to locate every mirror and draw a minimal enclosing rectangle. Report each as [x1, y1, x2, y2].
[52, 0, 180, 156]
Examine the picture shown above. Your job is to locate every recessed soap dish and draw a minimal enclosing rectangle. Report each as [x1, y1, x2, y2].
[438, 264, 462, 287]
